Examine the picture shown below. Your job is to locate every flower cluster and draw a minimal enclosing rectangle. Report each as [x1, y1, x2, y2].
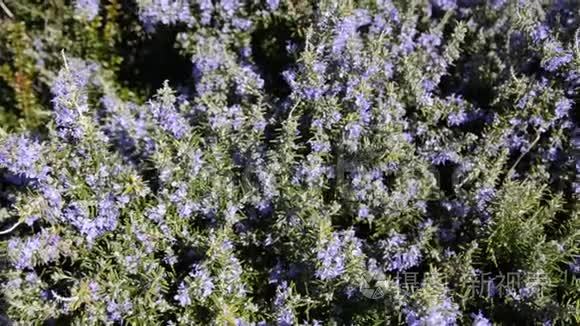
[74, 0, 100, 21]
[137, 0, 195, 30]
[0, 0, 578, 325]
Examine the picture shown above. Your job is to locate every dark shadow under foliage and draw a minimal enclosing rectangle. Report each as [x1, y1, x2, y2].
[115, 1, 192, 98]
[251, 16, 300, 99]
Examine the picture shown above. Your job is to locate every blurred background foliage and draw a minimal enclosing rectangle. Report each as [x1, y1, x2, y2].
[0, 0, 315, 131]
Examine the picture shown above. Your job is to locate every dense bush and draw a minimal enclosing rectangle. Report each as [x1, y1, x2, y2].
[0, 0, 578, 325]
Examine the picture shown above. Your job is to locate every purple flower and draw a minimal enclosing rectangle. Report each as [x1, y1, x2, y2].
[0, 135, 48, 182]
[316, 233, 345, 280]
[107, 300, 122, 321]
[346, 122, 363, 140]
[148, 84, 190, 139]
[232, 17, 252, 30]
[197, 0, 213, 25]
[294, 157, 333, 186]
[518, 285, 536, 299]
[89, 281, 100, 300]
[62, 196, 120, 244]
[268, 262, 286, 284]
[431, 0, 457, 11]
[278, 307, 294, 326]
[516, 89, 538, 109]
[138, 0, 194, 30]
[41, 185, 63, 213]
[426, 298, 459, 325]
[390, 245, 421, 271]
[274, 281, 290, 307]
[447, 110, 468, 126]
[174, 282, 192, 306]
[209, 104, 246, 131]
[475, 187, 495, 210]
[490, 0, 507, 10]
[422, 79, 437, 92]
[282, 69, 297, 89]
[569, 256, 580, 274]
[220, 254, 246, 295]
[544, 53, 572, 72]
[406, 297, 459, 326]
[219, 0, 240, 17]
[190, 264, 214, 299]
[192, 45, 226, 76]
[315, 230, 361, 280]
[274, 281, 295, 325]
[546, 146, 560, 161]
[504, 133, 528, 151]
[7, 230, 61, 270]
[380, 232, 422, 271]
[146, 203, 166, 223]
[529, 115, 548, 131]
[235, 66, 264, 95]
[177, 201, 194, 218]
[471, 311, 492, 326]
[51, 58, 98, 140]
[309, 139, 331, 153]
[190, 149, 204, 175]
[332, 11, 372, 54]
[531, 24, 550, 44]
[431, 151, 458, 165]
[106, 299, 132, 321]
[74, 0, 100, 21]
[555, 97, 572, 119]
[398, 26, 416, 55]
[8, 237, 40, 270]
[358, 206, 370, 219]
[25, 216, 39, 226]
[566, 71, 580, 95]
[418, 33, 442, 49]
[266, 0, 279, 11]
[302, 86, 325, 100]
